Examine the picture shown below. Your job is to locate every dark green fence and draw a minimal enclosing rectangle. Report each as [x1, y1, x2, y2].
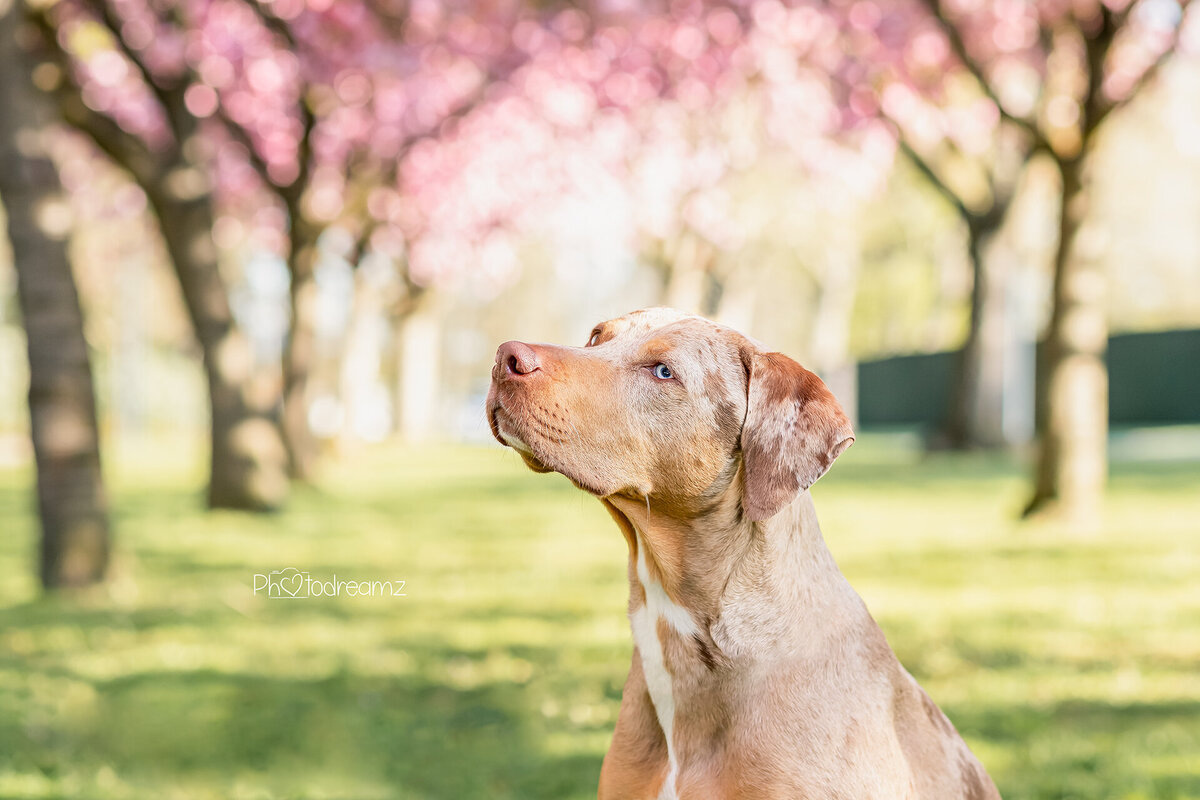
[857, 328, 1200, 429]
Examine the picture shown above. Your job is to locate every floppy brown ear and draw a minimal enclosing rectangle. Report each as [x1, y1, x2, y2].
[740, 349, 854, 522]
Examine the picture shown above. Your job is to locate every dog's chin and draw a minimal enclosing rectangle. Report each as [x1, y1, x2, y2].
[495, 426, 551, 473]
[489, 402, 614, 494]
[511, 443, 553, 474]
[517, 446, 612, 496]
[490, 409, 552, 474]
[495, 423, 611, 494]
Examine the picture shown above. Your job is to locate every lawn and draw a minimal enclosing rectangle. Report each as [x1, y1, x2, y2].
[0, 434, 1197, 800]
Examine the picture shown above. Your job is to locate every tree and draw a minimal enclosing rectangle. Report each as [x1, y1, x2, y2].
[202, 0, 532, 477]
[0, 3, 110, 587]
[36, 0, 289, 510]
[897, 129, 1033, 449]
[46, 0, 552, 476]
[838, 0, 1190, 517]
[852, 6, 1042, 449]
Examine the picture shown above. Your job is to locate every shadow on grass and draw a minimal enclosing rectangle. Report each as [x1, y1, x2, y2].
[2, 445, 1198, 799]
[950, 699, 1200, 800]
[1, 639, 606, 799]
[6, 645, 1197, 800]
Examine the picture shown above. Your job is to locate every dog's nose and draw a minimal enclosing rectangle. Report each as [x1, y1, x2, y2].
[496, 340, 541, 378]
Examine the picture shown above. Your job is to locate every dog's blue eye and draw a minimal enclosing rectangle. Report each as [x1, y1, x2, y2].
[652, 364, 673, 380]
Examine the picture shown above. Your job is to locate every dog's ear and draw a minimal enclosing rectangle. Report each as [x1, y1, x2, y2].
[739, 348, 854, 522]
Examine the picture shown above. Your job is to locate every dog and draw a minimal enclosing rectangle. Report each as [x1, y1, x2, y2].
[486, 308, 1000, 799]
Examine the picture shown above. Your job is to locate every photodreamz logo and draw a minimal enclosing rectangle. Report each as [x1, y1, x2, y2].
[252, 567, 407, 599]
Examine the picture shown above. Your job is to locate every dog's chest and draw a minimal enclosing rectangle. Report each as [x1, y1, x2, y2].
[631, 535, 700, 799]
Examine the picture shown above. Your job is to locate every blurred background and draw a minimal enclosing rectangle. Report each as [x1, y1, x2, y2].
[1, 0, 1199, 797]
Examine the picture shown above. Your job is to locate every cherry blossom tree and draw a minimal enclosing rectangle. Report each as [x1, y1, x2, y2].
[33, 0, 291, 509]
[31, 0, 558, 483]
[831, 0, 1192, 517]
[401, 1, 893, 341]
[1, 1, 110, 587]
[33, 0, 1188, 524]
[190, 0, 540, 477]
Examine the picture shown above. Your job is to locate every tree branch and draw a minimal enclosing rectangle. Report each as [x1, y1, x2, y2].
[214, 104, 274, 182]
[292, 97, 316, 201]
[897, 138, 974, 224]
[233, 0, 315, 201]
[242, 0, 299, 48]
[27, 7, 165, 187]
[1087, 28, 1180, 134]
[1080, 2, 1118, 133]
[335, 63, 508, 211]
[61, 92, 164, 187]
[918, 0, 1047, 148]
[76, 0, 187, 135]
[397, 69, 507, 159]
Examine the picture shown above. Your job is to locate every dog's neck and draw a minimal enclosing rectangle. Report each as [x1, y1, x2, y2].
[603, 479, 857, 663]
[602, 480, 866, 787]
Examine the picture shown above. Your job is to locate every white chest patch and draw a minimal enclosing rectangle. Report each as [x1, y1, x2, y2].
[631, 535, 699, 800]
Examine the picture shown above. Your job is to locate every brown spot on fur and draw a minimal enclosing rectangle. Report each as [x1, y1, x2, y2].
[921, 689, 956, 737]
[601, 500, 639, 562]
[694, 634, 716, 671]
[962, 761, 988, 800]
[713, 399, 740, 449]
[701, 369, 742, 452]
[702, 368, 728, 399]
[641, 336, 676, 359]
[740, 350, 854, 521]
[587, 323, 611, 346]
[657, 617, 687, 678]
[598, 655, 669, 799]
[629, 580, 646, 609]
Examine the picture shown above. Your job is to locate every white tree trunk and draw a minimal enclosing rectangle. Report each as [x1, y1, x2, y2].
[396, 303, 441, 442]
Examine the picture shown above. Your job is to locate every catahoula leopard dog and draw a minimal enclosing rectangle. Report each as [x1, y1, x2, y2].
[486, 308, 1000, 800]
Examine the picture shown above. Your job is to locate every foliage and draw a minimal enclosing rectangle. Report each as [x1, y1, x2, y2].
[1, 438, 1197, 799]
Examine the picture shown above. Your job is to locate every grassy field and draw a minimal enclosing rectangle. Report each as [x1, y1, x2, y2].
[0, 435, 1198, 800]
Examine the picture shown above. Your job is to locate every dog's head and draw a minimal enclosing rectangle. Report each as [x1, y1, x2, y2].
[486, 308, 853, 521]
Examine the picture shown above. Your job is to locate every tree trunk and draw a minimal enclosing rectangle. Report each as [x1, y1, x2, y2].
[661, 232, 716, 313]
[712, 260, 755, 333]
[30, 0, 288, 511]
[144, 180, 289, 511]
[809, 231, 861, 424]
[395, 298, 441, 442]
[337, 261, 386, 449]
[1023, 156, 1108, 522]
[282, 211, 320, 479]
[0, 5, 110, 587]
[898, 133, 1030, 451]
[941, 216, 1008, 449]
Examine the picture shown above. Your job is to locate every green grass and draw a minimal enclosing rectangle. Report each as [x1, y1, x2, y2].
[1, 436, 1198, 799]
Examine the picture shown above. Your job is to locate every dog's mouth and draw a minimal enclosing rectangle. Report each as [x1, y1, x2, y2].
[487, 403, 552, 473]
[487, 398, 617, 496]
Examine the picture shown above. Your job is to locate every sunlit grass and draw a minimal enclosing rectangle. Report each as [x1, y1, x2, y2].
[0, 435, 1197, 799]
